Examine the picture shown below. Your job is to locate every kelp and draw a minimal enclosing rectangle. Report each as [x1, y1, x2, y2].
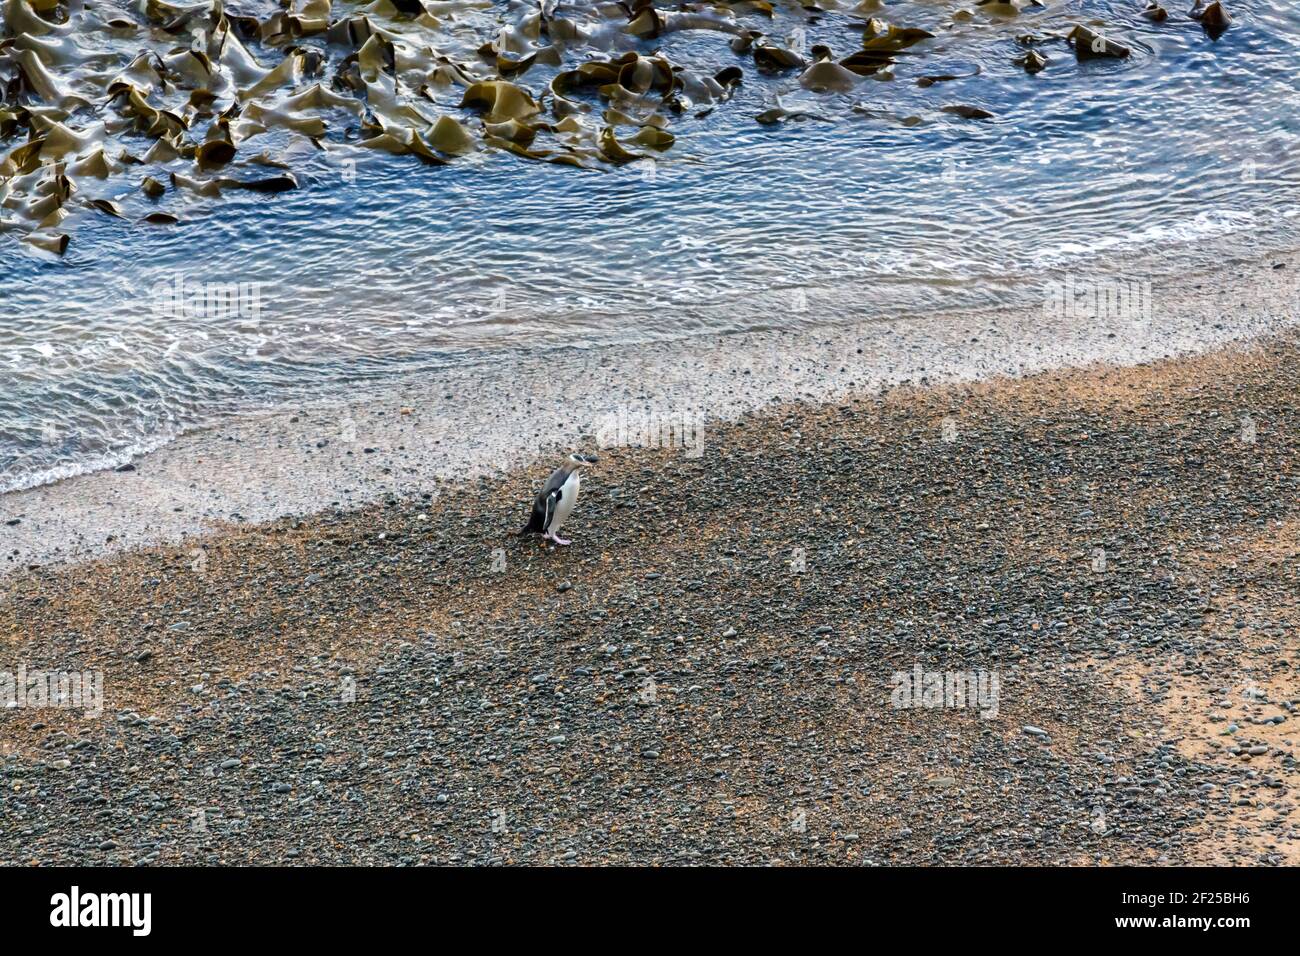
[976, 0, 1044, 16]
[941, 104, 994, 119]
[800, 61, 860, 94]
[839, 50, 898, 76]
[597, 126, 645, 164]
[1191, 1, 1232, 40]
[1015, 50, 1048, 74]
[916, 70, 980, 88]
[1067, 25, 1131, 60]
[753, 43, 805, 73]
[755, 95, 831, 125]
[460, 80, 541, 123]
[85, 197, 124, 218]
[23, 229, 68, 251]
[0, 0, 1166, 254]
[833, 21, 935, 77]
[861, 21, 935, 51]
[428, 114, 475, 154]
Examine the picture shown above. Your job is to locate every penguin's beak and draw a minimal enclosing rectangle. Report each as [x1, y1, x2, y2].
[584, 454, 599, 465]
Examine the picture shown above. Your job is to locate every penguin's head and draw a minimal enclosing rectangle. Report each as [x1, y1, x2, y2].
[568, 453, 599, 468]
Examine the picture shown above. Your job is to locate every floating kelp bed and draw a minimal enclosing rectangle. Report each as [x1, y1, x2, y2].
[0, 0, 1235, 255]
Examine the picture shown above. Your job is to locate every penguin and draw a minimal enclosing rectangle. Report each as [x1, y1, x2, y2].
[519, 453, 598, 546]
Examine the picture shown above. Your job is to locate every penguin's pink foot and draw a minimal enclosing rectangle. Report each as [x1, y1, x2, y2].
[552, 534, 571, 546]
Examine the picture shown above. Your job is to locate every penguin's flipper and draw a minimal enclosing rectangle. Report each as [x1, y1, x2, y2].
[519, 464, 572, 536]
[541, 486, 561, 531]
[520, 484, 562, 535]
[520, 492, 547, 535]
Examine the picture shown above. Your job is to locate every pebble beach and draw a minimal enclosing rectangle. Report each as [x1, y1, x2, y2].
[2, 319, 1297, 866]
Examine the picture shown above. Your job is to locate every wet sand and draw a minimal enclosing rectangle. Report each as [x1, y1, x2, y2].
[1, 307, 1297, 864]
[3, 248, 1299, 574]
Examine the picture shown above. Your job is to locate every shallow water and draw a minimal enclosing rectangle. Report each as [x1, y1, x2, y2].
[3, 0, 1300, 491]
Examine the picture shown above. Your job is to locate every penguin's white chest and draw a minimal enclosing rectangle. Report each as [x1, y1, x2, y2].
[550, 470, 581, 532]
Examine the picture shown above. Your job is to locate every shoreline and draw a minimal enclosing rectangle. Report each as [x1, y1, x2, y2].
[1, 307, 1298, 863]
[4, 247, 1299, 575]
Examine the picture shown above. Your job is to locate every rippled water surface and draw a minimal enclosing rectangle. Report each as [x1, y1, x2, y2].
[3, 0, 1300, 490]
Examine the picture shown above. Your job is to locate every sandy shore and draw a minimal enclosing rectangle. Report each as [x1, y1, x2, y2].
[2, 313, 1297, 864]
